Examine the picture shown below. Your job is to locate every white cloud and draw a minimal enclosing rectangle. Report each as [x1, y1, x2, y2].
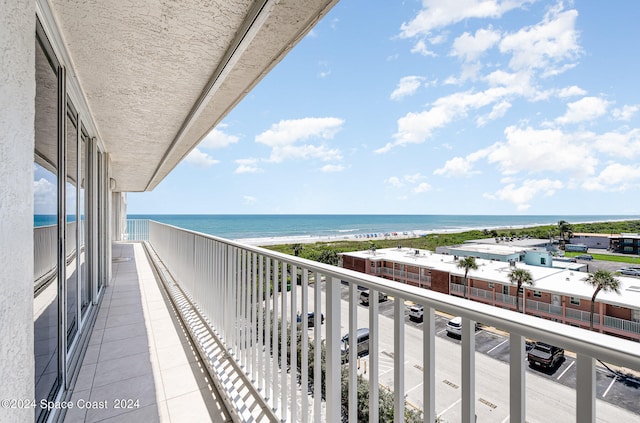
[390, 76, 426, 100]
[435, 157, 479, 177]
[200, 126, 239, 149]
[185, 148, 219, 167]
[411, 39, 437, 57]
[243, 195, 257, 205]
[555, 96, 610, 125]
[451, 27, 501, 62]
[486, 178, 564, 211]
[385, 173, 429, 192]
[318, 61, 332, 78]
[612, 104, 640, 121]
[414, 182, 432, 193]
[386, 176, 404, 188]
[476, 100, 512, 126]
[256, 117, 344, 163]
[234, 158, 261, 174]
[582, 163, 640, 191]
[499, 5, 581, 75]
[488, 126, 598, 177]
[557, 85, 587, 98]
[404, 173, 426, 183]
[381, 81, 530, 153]
[399, 0, 533, 38]
[434, 147, 492, 177]
[593, 129, 640, 158]
[34, 177, 56, 214]
[321, 164, 345, 173]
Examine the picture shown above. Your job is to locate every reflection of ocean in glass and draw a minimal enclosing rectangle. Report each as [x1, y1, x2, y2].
[34, 31, 61, 420]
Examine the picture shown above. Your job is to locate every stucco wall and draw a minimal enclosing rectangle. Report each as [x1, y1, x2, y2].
[0, 1, 35, 421]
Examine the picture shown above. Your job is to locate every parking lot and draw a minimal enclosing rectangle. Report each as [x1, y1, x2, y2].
[339, 286, 640, 418]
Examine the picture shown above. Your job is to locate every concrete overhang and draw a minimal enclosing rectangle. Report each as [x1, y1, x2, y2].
[45, 0, 338, 192]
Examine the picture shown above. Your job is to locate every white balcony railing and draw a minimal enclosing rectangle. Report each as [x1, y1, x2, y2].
[469, 286, 494, 301]
[526, 299, 563, 316]
[604, 316, 640, 334]
[125, 218, 149, 241]
[495, 292, 518, 306]
[566, 307, 598, 324]
[144, 220, 640, 423]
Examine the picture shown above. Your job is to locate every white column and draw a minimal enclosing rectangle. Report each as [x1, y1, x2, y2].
[313, 272, 322, 422]
[300, 270, 309, 422]
[576, 353, 595, 423]
[461, 316, 476, 423]
[348, 283, 358, 422]
[369, 289, 379, 423]
[423, 306, 435, 423]
[394, 297, 405, 423]
[325, 277, 341, 423]
[510, 333, 525, 423]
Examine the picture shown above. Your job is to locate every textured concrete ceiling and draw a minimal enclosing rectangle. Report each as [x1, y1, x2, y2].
[50, 0, 338, 192]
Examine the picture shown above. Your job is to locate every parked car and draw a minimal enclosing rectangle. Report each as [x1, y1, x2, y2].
[575, 254, 593, 260]
[340, 328, 370, 362]
[359, 289, 388, 305]
[446, 316, 463, 336]
[446, 316, 479, 337]
[297, 311, 324, 327]
[618, 268, 640, 276]
[409, 304, 424, 321]
[527, 342, 564, 370]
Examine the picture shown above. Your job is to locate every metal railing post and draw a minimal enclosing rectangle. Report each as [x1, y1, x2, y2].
[462, 316, 476, 423]
[394, 297, 405, 423]
[576, 354, 595, 423]
[510, 333, 525, 423]
[423, 305, 435, 423]
[326, 277, 341, 423]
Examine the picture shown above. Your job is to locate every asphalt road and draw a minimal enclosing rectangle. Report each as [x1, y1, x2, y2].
[335, 285, 640, 421]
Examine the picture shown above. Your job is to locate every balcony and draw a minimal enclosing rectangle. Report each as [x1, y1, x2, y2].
[67, 220, 640, 422]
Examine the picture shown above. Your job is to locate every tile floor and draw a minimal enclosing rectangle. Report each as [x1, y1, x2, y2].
[63, 242, 231, 423]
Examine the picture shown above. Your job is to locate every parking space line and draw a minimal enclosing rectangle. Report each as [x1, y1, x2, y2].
[557, 359, 575, 380]
[437, 398, 461, 419]
[487, 339, 508, 354]
[437, 329, 447, 335]
[501, 415, 510, 423]
[603, 375, 617, 398]
[406, 381, 423, 395]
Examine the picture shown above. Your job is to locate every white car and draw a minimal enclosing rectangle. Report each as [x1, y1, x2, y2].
[409, 304, 424, 321]
[619, 268, 640, 276]
[446, 316, 463, 336]
[446, 316, 479, 337]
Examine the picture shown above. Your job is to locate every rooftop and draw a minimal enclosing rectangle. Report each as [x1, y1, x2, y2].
[343, 247, 640, 310]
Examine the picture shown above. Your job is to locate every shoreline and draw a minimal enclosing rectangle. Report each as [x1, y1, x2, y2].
[237, 218, 637, 247]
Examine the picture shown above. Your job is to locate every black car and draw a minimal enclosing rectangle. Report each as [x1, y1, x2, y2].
[297, 311, 325, 327]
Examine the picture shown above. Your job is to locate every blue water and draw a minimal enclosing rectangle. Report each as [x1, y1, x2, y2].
[125, 214, 639, 242]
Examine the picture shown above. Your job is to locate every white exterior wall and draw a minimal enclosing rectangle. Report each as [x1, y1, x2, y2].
[0, 0, 36, 421]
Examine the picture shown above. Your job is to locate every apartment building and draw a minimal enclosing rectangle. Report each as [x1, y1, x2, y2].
[341, 247, 640, 341]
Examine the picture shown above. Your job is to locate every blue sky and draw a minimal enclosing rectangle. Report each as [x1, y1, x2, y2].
[128, 0, 640, 215]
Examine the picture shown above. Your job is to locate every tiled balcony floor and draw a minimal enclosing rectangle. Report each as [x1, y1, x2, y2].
[64, 242, 231, 423]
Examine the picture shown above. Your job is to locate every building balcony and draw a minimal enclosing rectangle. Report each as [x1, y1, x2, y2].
[64, 221, 640, 422]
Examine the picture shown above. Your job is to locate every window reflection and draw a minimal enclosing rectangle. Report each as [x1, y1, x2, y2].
[66, 106, 78, 347]
[34, 30, 60, 421]
[80, 131, 89, 315]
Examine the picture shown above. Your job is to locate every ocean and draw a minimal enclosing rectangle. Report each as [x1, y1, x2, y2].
[124, 214, 639, 244]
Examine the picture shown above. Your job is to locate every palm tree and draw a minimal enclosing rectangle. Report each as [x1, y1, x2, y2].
[584, 270, 621, 331]
[507, 268, 534, 313]
[456, 256, 478, 299]
[557, 220, 573, 246]
[292, 243, 303, 257]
